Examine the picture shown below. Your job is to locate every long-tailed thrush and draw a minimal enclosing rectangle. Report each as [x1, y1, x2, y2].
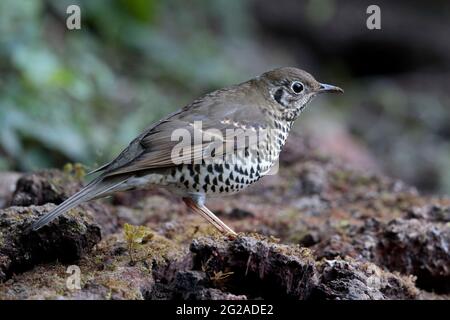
[32, 67, 343, 236]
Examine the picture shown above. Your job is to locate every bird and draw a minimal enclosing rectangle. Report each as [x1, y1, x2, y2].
[32, 67, 343, 236]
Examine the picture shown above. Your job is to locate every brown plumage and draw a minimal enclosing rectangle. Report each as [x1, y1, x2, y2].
[32, 67, 343, 235]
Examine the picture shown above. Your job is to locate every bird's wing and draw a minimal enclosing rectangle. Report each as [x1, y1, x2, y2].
[86, 108, 185, 176]
[96, 87, 268, 177]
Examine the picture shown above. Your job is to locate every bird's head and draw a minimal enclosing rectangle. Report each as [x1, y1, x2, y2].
[256, 67, 343, 121]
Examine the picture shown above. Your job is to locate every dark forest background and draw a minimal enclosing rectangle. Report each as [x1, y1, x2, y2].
[1, 0, 449, 194]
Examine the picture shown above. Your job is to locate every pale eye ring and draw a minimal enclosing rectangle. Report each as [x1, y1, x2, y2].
[291, 81, 304, 94]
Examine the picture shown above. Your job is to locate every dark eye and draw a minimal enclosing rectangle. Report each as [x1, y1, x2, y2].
[291, 81, 304, 94]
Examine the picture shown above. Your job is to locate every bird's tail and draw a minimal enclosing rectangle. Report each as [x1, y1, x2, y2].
[31, 175, 127, 231]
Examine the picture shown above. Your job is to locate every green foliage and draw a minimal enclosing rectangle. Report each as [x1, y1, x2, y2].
[123, 223, 152, 263]
[0, 0, 254, 171]
[63, 162, 86, 180]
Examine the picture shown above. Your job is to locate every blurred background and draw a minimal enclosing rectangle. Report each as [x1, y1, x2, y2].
[0, 0, 449, 194]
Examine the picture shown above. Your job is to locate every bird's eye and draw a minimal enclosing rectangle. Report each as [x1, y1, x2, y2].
[291, 81, 304, 94]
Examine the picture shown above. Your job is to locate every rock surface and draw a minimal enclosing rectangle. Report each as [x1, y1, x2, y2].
[0, 132, 449, 300]
[0, 204, 101, 282]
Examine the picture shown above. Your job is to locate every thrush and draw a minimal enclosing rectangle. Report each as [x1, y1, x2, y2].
[32, 67, 343, 236]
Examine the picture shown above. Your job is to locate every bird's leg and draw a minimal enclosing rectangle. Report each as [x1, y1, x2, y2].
[183, 197, 237, 236]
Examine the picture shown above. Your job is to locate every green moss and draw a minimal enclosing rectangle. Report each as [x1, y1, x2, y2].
[163, 217, 220, 245]
[121, 223, 186, 266]
[65, 211, 89, 233]
[272, 243, 315, 261]
[144, 232, 185, 265]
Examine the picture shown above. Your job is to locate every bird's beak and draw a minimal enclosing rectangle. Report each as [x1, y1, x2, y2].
[318, 83, 344, 94]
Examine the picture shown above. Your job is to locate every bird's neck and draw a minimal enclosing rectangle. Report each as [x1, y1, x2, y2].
[259, 109, 293, 158]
